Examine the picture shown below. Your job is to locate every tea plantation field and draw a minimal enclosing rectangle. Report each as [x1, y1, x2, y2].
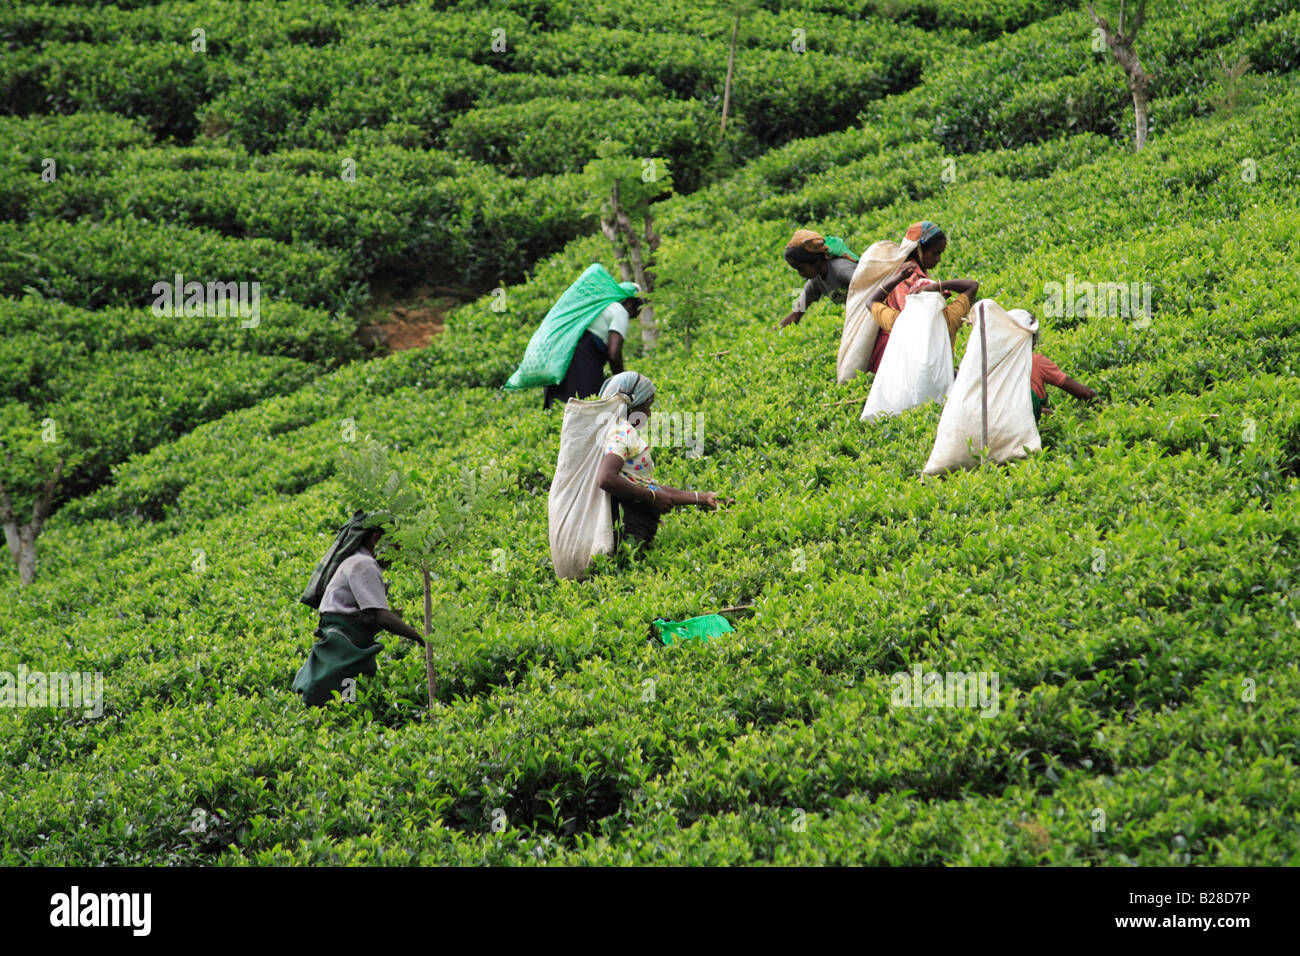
[2, 0, 1299, 865]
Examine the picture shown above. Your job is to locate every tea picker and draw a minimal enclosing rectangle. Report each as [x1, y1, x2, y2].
[292, 510, 426, 707]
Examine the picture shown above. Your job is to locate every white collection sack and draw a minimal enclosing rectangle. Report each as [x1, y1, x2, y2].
[549, 393, 628, 579]
[837, 238, 919, 384]
[923, 299, 1041, 475]
[861, 290, 954, 422]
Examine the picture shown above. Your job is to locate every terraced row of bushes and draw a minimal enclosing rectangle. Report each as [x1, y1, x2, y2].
[1, 124, 595, 292]
[0, 293, 358, 506]
[0, 0, 954, 178]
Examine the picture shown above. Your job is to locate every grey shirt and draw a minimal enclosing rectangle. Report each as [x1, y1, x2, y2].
[794, 256, 857, 313]
[319, 546, 390, 615]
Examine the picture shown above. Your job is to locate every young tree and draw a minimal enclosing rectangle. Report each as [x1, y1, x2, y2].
[1087, 1, 1153, 151]
[1211, 54, 1259, 115]
[0, 405, 70, 586]
[656, 241, 723, 356]
[719, 1, 757, 134]
[338, 438, 509, 709]
[584, 142, 674, 352]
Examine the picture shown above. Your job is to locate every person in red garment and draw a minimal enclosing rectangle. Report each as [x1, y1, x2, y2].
[1029, 328, 1099, 421]
[862, 222, 979, 374]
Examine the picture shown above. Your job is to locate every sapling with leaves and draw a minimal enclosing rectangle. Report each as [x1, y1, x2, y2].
[383, 464, 510, 706]
[1211, 54, 1260, 115]
[338, 438, 510, 708]
[656, 243, 725, 355]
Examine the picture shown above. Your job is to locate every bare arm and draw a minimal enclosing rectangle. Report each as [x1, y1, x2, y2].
[1061, 376, 1099, 402]
[607, 330, 624, 374]
[361, 607, 425, 644]
[595, 454, 718, 511]
[920, 278, 978, 300]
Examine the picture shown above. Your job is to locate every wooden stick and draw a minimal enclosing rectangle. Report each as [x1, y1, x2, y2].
[709, 349, 732, 358]
[979, 301, 989, 456]
[716, 604, 757, 615]
[423, 568, 436, 710]
[820, 398, 868, 407]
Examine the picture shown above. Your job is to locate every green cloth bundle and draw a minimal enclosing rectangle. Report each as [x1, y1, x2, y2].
[651, 614, 735, 646]
[504, 264, 638, 391]
[823, 236, 858, 261]
[291, 613, 383, 706]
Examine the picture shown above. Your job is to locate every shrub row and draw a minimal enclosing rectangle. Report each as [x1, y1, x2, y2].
[0, 218, 362, 312]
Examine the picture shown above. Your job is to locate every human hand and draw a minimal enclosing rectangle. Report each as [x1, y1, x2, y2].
[891, 262, 919, 283]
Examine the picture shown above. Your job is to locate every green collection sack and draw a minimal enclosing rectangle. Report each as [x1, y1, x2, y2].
[651, 613, 735, 646]
[823, 235, 858, 261]
[504, 264, 638, 391]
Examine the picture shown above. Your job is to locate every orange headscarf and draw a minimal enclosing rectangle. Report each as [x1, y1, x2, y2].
[786, 229, 832, 258]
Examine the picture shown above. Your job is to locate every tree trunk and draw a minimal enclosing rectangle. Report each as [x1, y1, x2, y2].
[422, 568, 436, 708]
[615, 205, 658, 350]
[1131, 81, 1148, 151]
[3, 522, 36, 586]
[720, 14, 739, 134]
[0, 458, 63, 586]
[1088, 2, 1151, 152]
[16, 530, 35, 586]
[1126, 64, 1150, 152]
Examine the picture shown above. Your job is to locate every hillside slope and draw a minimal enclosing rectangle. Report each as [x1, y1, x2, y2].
[3, 1, 1299, 864]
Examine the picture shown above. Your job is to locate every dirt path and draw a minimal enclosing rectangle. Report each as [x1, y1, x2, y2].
[357, 284, 469, 352]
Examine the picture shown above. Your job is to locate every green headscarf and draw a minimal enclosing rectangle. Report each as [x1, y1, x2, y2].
[299, 510, 385, 610]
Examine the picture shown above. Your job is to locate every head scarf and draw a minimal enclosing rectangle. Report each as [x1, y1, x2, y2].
[785, 229, 858, 265]
[599, 370, 656, 418]
[299, 509, 385, 610]
[904, 221, 944, 247]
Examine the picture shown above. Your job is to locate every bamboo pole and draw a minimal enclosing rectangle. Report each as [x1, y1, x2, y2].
[423, 568, 436, 709]
[979, 301, 989, 456]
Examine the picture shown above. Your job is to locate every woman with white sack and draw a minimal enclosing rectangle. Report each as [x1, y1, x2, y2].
[548, 371, 720, 579]
[922, 300, 1043, 475]
[838, 220, 975, 384]
[859, 271, 980, 420]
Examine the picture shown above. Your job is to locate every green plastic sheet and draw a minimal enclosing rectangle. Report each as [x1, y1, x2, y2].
[504, 264, 638, 391]
[651, 613, 735, 646]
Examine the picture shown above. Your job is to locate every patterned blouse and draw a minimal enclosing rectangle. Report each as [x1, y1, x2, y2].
[604, 421, 657, 488]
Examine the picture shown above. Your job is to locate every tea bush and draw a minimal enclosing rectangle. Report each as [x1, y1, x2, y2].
[0, 218, 362, 312]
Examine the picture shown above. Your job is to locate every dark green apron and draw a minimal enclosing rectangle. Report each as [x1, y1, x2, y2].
[1032, 387, 1046, 423]
[292, 613, 383, 706]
